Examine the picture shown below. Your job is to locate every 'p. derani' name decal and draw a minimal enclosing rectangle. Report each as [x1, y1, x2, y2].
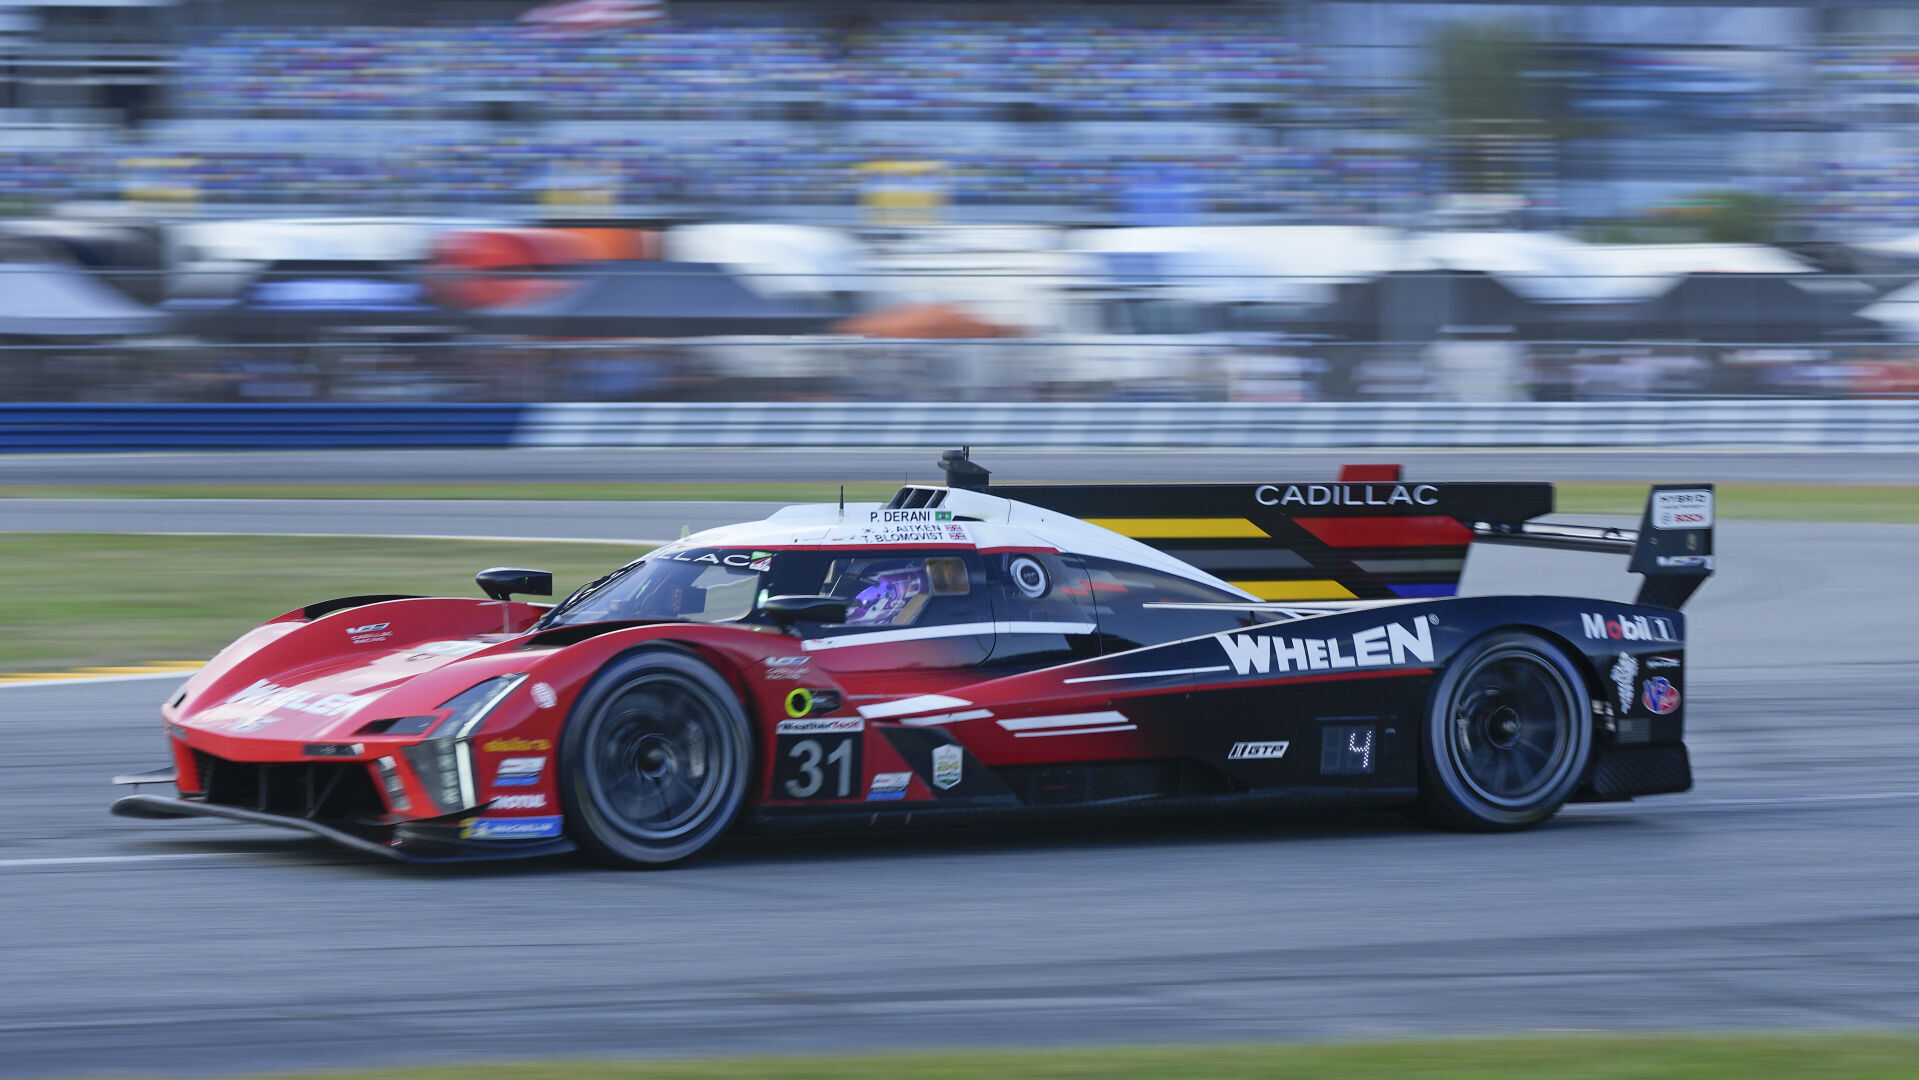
[1217, 618, 1436, 675]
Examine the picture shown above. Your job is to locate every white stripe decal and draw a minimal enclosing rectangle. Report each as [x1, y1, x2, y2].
[1014, 725, 1138, 738]
[996, 711, 1132, 732]
[802, 621, 1095, 651]
[0, 853, 269, 869]
[0, 671, 195, 691]
[858, 694, 973, 719]
[899, 709, 994, 727]
[1063, 665, 1232, 684]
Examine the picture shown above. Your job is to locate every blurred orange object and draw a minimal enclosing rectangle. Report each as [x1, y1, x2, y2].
[1852, 359, 1919, 395]
[554, 228, 660, 261]
[430, 228, 614, 309]
[834, 302, 1021, 339]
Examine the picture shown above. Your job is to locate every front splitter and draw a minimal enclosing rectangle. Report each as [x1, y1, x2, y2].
[110, 795, 576, 863]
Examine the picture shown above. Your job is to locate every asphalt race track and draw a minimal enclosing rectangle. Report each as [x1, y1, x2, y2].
[1, 505, 1916, 1078]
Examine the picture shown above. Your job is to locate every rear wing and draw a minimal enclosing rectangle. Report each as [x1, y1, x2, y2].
[1473, 483, 1714, 610]
[954, 454, 1710, 611]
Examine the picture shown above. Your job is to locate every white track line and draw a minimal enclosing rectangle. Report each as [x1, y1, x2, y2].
[0, 853, 266, 869]
[0, 671, 195, 691]
[142, 532, 668, 545]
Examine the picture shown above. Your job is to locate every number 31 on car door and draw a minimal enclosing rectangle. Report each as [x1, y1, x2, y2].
[773, 719, 865, 800]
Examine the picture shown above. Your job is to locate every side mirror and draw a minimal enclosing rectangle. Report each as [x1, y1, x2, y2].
[760, 594, 849, 629]
[476, 567, 554, 601]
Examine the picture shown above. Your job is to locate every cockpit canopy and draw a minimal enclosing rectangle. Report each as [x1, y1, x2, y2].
[539, 548, 974, 630]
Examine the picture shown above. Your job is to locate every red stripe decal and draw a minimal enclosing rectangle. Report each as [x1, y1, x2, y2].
[1337, 464, 1403, 482]
[1292, 516, 1474, 548]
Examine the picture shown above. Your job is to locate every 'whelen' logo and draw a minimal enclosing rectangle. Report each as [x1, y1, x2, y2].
[1581, 612, 1677, 643]
[1217, 619, 1435, 676]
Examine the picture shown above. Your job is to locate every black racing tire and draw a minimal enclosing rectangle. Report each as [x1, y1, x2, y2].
[1407, 631, 1592, 832]
[559, 648, 752, 868]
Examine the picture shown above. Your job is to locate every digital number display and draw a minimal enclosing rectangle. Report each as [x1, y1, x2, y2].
[1320, 724, 1375, 776]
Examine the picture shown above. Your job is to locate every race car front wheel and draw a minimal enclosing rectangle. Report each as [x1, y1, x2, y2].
[1409, 631, 1592, 831]
[561, 649, 751, 868]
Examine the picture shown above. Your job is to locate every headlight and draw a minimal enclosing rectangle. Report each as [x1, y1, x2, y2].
[402, 740, 471, 815]
[399, 674, 526, 815]
[436, 674, 527, 740]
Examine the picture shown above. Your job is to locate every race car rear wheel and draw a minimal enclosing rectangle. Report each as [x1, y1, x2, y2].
[1409, 631, 1592, 831]
[560, 649, 751, 868]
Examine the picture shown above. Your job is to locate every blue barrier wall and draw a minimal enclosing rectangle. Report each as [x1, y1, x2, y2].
[4, 400, 1918, 453]
[0, 404, 528, 453]
[513, 400, 1919, 449]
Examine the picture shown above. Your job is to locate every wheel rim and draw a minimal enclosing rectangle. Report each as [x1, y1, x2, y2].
[1444, 645, 1581, 809]
[583, 674, 737, 843]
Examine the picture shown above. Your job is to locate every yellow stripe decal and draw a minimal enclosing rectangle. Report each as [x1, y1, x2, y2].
[1229, 580, 1359, 600]
[1086, 517, 1270, 539]
[0, 661, 203, 682]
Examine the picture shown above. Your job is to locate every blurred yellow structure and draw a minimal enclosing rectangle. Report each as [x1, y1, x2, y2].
[858, 160, 948, 225]
[118, 157, 200, 203]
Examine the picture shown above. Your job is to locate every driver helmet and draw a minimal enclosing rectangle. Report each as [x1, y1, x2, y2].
[845, 564, 928, 626]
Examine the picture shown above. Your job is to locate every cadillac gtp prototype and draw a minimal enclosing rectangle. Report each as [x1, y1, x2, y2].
[113, 451, 1711, 866]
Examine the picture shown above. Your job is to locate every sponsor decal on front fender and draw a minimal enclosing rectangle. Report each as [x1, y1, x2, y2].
[763, 656, 809, 681]
[483, 737, 551, 753]
[492, 756, 545, 787]
[460, 815, 562, 840]
[775, 718, 863, 735]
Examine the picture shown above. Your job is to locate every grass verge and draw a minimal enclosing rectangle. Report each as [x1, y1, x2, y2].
[211, 1034, 1919, 1080]
[1, 481, 1915, 523]
[0, 534, 644, 673]
[1553, 482, 1919, 523]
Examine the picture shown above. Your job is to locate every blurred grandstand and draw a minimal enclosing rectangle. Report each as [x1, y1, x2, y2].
[3, 0, 1919, 404]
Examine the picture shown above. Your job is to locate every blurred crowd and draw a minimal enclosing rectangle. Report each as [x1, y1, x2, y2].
[0, 10, 1918, 230]
[175, 14, 1315, 122]
[0, 142, 1425, 221]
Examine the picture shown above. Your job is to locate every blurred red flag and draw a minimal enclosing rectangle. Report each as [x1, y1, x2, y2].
[519, 0, 665, 36]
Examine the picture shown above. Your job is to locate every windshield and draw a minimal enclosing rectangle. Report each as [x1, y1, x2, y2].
[542, 549, 770, 627]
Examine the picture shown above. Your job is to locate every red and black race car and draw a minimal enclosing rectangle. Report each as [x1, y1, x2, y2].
[113, 451, 1713, 866]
